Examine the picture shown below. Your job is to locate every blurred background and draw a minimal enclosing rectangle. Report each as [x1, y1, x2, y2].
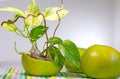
[0, 0, 119, 66]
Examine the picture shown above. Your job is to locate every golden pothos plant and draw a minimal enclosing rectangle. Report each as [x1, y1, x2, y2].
[0, 0, 80, 69]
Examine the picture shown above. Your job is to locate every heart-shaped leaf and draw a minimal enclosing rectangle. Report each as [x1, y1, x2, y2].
[24, 0, 43, 27]
[30, 25, 48, 42]
[59, 40, 81, 69]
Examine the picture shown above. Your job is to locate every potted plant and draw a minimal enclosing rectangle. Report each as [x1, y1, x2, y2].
[0, 0, 81, 76]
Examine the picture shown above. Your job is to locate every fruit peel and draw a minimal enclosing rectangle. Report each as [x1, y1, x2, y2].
[22, 54, 63, 76]
[81, 45, 120, 79]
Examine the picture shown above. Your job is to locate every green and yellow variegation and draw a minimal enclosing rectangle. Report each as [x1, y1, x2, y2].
[43, 7, 69, 21]
[2, 23, 17, 32]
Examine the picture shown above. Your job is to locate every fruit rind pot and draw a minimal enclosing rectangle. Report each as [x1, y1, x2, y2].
[22, 54, 63, 76]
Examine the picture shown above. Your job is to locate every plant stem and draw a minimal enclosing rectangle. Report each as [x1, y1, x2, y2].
[53, 0, 64, 37]
[42, 15, 49, 55]
[16, 27, 28, 38]
[1, 12, 50, 58]
[1, 16, 25, 26]
[39, 13, 49, 57]
[53, 10, 61, 37]
[26, 13, 49, 45]
[26, 13, 49, 58]
[1, 16, 28, 38]
[60, 0, 64, 8]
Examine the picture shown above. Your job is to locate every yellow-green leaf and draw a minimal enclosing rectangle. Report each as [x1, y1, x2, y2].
[43, 7, 69, 21]
[0, 7, 25, 17]
[2, 23, 17, 32]
[25, 0, 40, 15]
[24, 0, 42, 27]
[24, 15, 43, 27]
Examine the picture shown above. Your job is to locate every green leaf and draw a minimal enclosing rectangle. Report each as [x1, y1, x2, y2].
[43, 7, 69, 21]
[49, 46, 64, 67]
[47, 37, 63, 45]
[30, 25, 48, 42]
[59, 40, 81, 69]
[0, 7, 25, 17]
[2, 23, 17, 32]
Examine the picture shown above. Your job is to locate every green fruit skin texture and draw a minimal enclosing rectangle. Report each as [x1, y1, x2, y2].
[81, 45, 120, 79]
[22, 54, 62, 76]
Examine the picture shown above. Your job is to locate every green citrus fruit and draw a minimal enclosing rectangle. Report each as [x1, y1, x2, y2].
[22, 54, 62, 76]
[78, 48, 86, 58]
[81, 45, 120, 78]
[65, 48, 86, 73]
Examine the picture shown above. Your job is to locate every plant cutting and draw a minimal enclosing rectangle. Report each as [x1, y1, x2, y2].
[0, 0, 81, 76]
